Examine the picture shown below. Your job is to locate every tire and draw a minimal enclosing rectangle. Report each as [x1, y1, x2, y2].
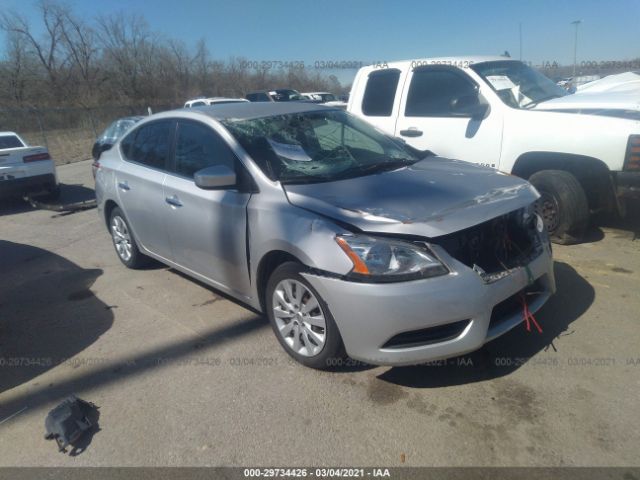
[529, 170, 589, 245]
[265, 262, 346, 369]
[109, 207, 148, 268]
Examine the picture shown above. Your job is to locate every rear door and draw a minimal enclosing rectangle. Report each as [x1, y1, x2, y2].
[395, 66, 503, 166]
[162, 119, 252, 295]
[353, 68, 404, 134]
[116, 120, 175, 260]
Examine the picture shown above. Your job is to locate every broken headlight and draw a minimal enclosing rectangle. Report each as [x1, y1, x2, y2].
[335, 234, 448, 282]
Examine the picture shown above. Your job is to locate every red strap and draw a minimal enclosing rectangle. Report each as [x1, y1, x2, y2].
[521, 294, 542, 333]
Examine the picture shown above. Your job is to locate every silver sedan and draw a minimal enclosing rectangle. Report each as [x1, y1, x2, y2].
[95, 103, 555, 369]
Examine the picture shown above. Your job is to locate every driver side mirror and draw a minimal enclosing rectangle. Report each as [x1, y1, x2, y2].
[451, 94, 490, 120]
[194, 165, 236, 190]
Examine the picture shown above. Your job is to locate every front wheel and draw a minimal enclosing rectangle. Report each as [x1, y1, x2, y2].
[266, 262, 346, 369]
[529, 170, 589, 245]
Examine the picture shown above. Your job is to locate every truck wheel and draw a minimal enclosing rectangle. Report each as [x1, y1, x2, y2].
[265, 262, 347, 369]
[529, 170, 589, 245]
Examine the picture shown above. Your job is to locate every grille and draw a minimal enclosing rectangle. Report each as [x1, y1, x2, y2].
[434, 208, 542, 279]
[489, 280, 543, 330]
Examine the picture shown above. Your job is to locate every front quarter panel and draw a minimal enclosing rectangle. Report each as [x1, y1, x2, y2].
[248, 188, 355, 306]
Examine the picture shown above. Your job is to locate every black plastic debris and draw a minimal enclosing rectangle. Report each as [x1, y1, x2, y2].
[44, 395, 98, 453]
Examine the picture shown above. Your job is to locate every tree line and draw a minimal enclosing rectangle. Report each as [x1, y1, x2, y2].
[0, 1, 348, 109]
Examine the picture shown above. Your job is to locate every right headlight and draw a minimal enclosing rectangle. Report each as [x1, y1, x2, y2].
[335, 234, 448, 282]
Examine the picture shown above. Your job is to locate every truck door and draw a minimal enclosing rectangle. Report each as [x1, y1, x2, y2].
[352, 68, 404, 135]
[395, 66, 503, 168]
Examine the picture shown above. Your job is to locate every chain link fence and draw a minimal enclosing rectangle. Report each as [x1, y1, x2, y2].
[0, 105, 175, 165]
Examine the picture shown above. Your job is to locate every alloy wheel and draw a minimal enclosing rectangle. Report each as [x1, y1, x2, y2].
[272, 279, 326, 357]
[111, 215, 132, 262]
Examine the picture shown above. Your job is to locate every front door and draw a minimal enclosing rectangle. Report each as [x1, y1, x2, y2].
[162, 119, 251, 296]
[395, 66, 504, 168]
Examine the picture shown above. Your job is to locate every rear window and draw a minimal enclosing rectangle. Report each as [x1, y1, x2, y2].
[361, 69, 401, 116]
[121, 121, 173, 170]
[0, 135, 25, 149]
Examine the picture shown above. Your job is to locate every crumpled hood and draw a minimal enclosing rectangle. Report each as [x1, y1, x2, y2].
[535, 91, 640, 112]
[283, 157, 540, 238]
[577, 72, 640, 94]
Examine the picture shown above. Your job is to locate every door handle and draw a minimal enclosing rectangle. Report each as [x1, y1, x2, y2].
[117, 181, 130, 191]
[165, 195, 183, 207]
[399, 128, 423, 138]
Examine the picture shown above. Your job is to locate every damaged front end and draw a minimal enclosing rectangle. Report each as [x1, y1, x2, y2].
[431, 205, 548, 283]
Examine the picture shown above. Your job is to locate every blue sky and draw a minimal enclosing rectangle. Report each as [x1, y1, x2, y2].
[1, 0, 639, 84]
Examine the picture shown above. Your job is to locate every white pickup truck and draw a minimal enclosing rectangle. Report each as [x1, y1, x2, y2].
[0, 132, 59, 200]
[347, 56, 640, 243]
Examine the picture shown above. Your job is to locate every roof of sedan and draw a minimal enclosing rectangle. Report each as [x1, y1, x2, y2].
[183, 102, 334, 121]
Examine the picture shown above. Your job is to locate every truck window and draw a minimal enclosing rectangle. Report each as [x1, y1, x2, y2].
[0, 135, 25, 149]
[405, 68, 477, 117]
[361, 69, 401, 117]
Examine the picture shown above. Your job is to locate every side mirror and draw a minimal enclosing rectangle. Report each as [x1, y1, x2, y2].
[451, 94, 490, 120]
[194, 165, 236, 189]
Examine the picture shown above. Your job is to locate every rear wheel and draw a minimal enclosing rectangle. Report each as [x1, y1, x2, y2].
[529, 170, 589, 245]
[266, 262, 346, 369]
[109, 207, 148, 268]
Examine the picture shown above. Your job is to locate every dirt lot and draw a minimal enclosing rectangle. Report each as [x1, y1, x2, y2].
[0, 160, 638, 467]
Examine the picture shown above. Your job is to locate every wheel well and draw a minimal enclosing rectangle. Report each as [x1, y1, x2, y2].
[104, 200, 118, 229]
[512, 152, 615, 212]
[256, 250, 301, 312]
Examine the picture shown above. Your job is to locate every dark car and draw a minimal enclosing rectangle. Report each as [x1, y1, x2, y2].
[245, 89, 307, 102]
[92, 116, 143, 161]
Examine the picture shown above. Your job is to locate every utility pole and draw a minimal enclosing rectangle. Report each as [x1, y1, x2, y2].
[519, 22, 522, 61]
[571, 20, 582, 77]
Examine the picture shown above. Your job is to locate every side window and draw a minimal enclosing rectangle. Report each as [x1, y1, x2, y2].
[191, 101, 206, 107]
[173, 121, 237, 178]
[120, 130, 135, 159]
[124, 121, 172, 169]
[361, 69, 401, 117]
[405, 68, 478, 117]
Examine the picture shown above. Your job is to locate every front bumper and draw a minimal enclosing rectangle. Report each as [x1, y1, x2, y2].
[0, 173, 57, 198]
[303, 246, 555, 366]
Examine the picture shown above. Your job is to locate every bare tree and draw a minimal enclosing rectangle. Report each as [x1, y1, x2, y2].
[59, 8, 100, 105]
[0, 1, 73, 103]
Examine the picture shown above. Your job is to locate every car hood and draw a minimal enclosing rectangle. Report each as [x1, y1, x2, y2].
[535, 91, 640, 112]
[283, 157, 540, 238]
[577, 72, 640, 94]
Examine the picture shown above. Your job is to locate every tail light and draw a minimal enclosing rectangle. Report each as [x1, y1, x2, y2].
[624, 135, 640, 171]
[23, 152, 51, 163]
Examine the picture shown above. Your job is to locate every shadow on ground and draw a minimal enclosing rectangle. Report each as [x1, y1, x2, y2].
[0, 240, 113, 394]
[0, 239, 267, 420]
[377, 261, 594, 388]
[0, 183, 95, 218]
[583, 198, 640, 243]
